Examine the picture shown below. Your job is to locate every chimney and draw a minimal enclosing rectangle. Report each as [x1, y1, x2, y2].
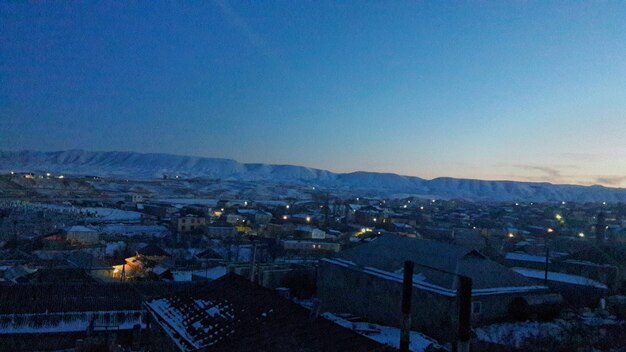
[400, 260, 414, 352]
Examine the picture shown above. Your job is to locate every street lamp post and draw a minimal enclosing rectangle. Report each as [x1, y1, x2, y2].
[544, 227, 554, 284]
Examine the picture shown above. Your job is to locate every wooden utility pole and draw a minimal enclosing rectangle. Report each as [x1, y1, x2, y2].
[400, 261, 414, 352]
[457, 276, 472, 352]
[249, 242, 257, 283]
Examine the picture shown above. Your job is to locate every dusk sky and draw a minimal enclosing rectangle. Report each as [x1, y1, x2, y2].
[2, 1, 626, 186]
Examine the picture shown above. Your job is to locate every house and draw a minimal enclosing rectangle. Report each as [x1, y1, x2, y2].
[64, 225, 99, 245]
[206, 223, 236, 237]
[512, 267, 608, 307]
[237, 209, 272, 225]
[195, 248, 225, 266]
[281, 240, 341, 253]
[0, 282, 200, 350]
[295, 225, 327, 239]
[318, 235, 558, 342]
[226, 213, 244, 225]
[125, 194, 145, 203]
[144, 274, 386, 352]
[354, 205, 386, 226]
[173, 214, 206, 233]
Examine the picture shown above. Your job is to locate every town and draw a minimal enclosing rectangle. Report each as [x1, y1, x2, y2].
[1, 171, 625, 351]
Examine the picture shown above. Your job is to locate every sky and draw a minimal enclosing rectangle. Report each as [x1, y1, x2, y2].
[2, 1, 626, 186]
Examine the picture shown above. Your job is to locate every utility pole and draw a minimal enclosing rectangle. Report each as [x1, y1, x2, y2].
[457, 276, 472, 352]
[249, 241, 257, 283]
[596, 211, 606, 244]
[324, 192, 330, 229]
[400, 261, 414, 352]
[544, 228, 553, 284]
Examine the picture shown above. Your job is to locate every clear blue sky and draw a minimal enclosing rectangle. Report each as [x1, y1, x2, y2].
[2, 1, 626, 186]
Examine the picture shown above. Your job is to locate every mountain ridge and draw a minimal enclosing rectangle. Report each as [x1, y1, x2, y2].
[1, 149, 625, 202]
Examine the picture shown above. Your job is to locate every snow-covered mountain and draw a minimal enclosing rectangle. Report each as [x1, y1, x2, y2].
[2, 149, 625, 202]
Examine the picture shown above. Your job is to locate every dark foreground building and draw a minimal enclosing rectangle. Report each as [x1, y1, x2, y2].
[318, 235, 561, 342]
[145, 273, 387, 352]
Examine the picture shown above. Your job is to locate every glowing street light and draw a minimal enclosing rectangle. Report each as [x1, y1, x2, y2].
[578, 232, 585, 238]
[555, 214, 563, 221]
[547, 228, 554, 233]
[306, 216, 311, 223]
[508, 233, 515, 238]
[282, 215, 288, 220]
[286, 205, 290, 209]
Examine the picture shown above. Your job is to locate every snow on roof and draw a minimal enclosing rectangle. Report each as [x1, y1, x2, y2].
[505, 252, 549, 263]
[65, 225, 97, 233]
[322, 258, 545, 297]
[189, 267, 228, 281]
[322, 312, 440, 352]
[512, 267, 608, 289]
[101, 224, 168, 237]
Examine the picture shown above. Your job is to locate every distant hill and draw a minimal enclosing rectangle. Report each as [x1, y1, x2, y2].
[2, 149, 625, 202]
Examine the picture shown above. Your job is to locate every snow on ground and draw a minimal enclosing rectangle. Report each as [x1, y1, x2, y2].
[322, 313, 444, 352]
[475, 311, 624, 348]
[475, 320, 569, 348]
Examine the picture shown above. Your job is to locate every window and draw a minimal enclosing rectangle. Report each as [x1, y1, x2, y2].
[472, 301, 482, 316]
[181, 225, 186, 231]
